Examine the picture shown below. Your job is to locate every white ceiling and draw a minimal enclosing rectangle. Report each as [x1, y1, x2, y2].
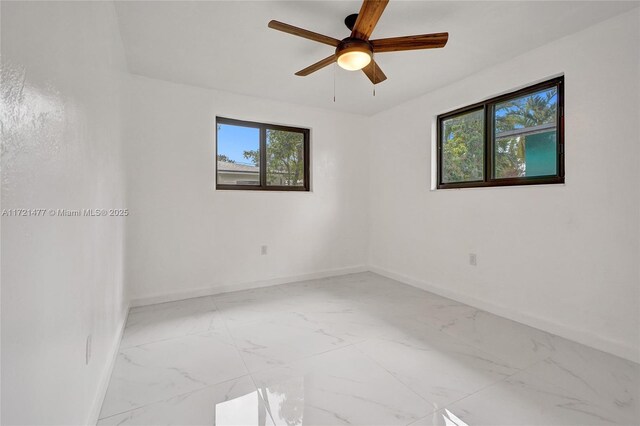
[115, 1, 637, 115]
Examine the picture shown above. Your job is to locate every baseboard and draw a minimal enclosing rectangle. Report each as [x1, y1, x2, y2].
[130, 265, 368, 308]
[87, 301, 131, 425]
[369, 265, 639, 364]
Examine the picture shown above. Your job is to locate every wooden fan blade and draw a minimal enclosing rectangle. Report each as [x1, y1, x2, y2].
[371, 32, 449, 53]
[351, 0, 389, 40]
[362, 60, 387, 84]
[295, 55, 336, 76]
[268, 20, 340, 47]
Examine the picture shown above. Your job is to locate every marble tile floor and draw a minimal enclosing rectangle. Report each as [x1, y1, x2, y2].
[98, 272, 639, 426]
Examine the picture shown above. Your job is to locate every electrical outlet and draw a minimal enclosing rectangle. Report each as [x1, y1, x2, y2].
[469, 253, 477, 266]
[86, 334, 92, 365]
[261, 245, 268, 255]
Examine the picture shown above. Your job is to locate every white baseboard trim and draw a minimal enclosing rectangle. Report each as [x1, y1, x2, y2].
[87, 302, 131, 425]
[130, 265, 368, 308]
[369, 265, 639, 364]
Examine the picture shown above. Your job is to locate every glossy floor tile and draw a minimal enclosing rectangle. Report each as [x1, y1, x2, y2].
[100, 333, 248, 418]
[99, 376, 275, 426]
[120, 296, 227, 349]
[413, 368, 635, 426]
[355, 337, 517, 413]
[99, 272, 639, 425]
[252, 345, 432, 425]
[227, 312, 359, 373]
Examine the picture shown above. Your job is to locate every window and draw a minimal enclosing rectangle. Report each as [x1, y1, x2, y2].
[437, 77, 564, 189]
[216, 117, 310, 191]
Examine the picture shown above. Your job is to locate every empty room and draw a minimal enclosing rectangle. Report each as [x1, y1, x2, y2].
[2, 0, 639, 425]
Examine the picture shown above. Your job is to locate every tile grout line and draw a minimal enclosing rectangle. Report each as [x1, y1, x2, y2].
[119, 328, 236, 352]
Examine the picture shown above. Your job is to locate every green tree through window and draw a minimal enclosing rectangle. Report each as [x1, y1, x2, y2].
[442, 109, 484, 183]
[243, 130, 305, 186]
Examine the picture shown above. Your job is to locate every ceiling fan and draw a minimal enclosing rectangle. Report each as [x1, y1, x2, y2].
[268, 0, 448, 84]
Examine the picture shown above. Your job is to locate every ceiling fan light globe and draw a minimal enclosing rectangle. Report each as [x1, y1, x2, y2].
[337, 50, 372, 71]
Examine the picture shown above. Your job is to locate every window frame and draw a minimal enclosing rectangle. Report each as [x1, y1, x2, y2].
[437, 76, 564, 189]
[216, 116, 310, 192]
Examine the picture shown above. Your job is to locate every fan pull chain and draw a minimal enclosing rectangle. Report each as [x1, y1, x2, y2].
[333, 63, 336, 102]
[372, 52, 376, 97]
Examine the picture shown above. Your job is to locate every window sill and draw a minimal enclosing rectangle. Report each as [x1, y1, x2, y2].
[430, 181, 567, 192]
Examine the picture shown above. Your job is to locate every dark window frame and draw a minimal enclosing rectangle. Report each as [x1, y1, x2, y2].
[216, 116, 310, 192]
[437, 76, 564, 189]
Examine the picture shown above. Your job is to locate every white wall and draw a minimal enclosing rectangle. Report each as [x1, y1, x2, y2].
[1, 2, 128, 424]
[124, 75, 369, 304]
[368, 9, 640, 363]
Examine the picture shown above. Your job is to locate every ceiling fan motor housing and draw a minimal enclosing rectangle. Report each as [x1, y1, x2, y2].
[335, 38, 373, 58]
